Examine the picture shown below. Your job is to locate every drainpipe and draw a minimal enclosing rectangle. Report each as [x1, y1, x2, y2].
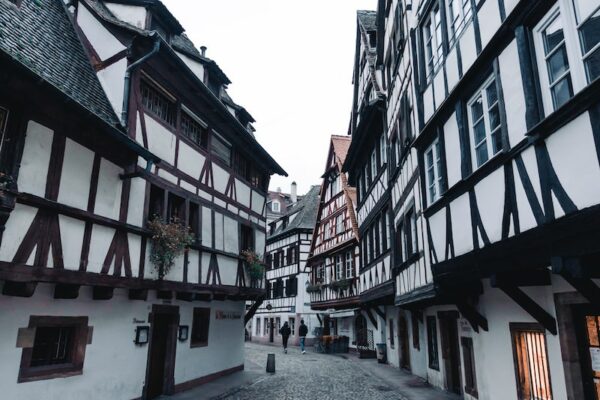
[121, 35, 161, 127]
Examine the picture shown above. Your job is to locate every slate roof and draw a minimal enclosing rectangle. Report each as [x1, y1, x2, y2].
[0, 0, 121, 129]
[268, 185, 321, 241]
[357, 10, 377, 32]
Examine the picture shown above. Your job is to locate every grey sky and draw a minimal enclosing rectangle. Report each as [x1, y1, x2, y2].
[161, 0, 377, 196]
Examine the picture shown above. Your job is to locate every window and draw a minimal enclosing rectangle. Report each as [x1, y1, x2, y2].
[468, 76, 502, 168]
[461, 337, 478, 397]
[409, 209, 418, 256]
[18, 316, 89, 383]
[395, 222, 406, 265]
[423, 4, 444, 78]
[389, 319, 395, 348]
[427, 316, 439, 370]
[181, 111, 208, 149]
[141, 80, 176, 127]
[380, 134, 387, 164]
[240, 224, 254, 252]
[381, 210, 389, 252]
[370, 150, 378, 180]
[148, 185, 165, 221]
[167, 193, 185, 222]
[256, 318, 261, 335]
[412, 312, 420, 350]
[447, 0, 472, 45]
[286, 275, 298, 296]
[189, 202, 200, 240]
[510, 323, 552, 400]
[276, 317, 281, 333]
[289, 318, 296, 335]
[336, 214, 344, 234]
[573, 1, 600, 82]
[345, 251, 353, 278]
[375, 217, 382, 258]
[316, 264, 325, 282]
[272, 201, 281, 213]
[335, 254, 343, 280]
[211, 132, 232, 166]
[266, 254, 273, 269]
[191, 308, 210, 347]
[264, 318, 269, 335]
[425, 138, 443, 203]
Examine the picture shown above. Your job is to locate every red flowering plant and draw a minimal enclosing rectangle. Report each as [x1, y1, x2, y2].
[148, 216, 194, 280]
[241, 249, 265, 285]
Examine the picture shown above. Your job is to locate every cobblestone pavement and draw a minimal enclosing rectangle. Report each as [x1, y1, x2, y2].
[218, 342, 408, 400]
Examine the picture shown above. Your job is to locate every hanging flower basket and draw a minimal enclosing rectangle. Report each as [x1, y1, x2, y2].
[330, 278, 352, 291]
[306, 283, 323, 293]
[241, 249, 265, 286]
[148, 216, 194, 280]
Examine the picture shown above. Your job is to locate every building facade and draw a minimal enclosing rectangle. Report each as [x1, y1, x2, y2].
[342, 0, 600, 399]
[0, 1, 284, 399]
[266, 182, 300, 224]
[307, 135, 361, 348]
[250, 185, 320, 346]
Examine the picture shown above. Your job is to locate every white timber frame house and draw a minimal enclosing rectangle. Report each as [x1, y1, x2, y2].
[249, 186, 320, 346]
[0, 1, 285, 399]
[307, 135, 361, 348]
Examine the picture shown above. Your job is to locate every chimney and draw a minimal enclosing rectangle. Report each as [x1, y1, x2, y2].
[200, 46, 207, 57]
[291, 181, 297, 204]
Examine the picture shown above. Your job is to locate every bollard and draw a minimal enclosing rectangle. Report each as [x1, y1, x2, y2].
[266, 353, 276, 373]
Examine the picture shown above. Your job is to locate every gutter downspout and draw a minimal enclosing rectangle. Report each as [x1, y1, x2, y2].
[121, 34, 161, 128]
[120, 34, 160, 172]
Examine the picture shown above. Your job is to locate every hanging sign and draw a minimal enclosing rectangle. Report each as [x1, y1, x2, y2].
[216, 310, 242, 320]
[590, 348, 600, 372]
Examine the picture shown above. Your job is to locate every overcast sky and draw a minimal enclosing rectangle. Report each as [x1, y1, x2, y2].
[162, 0, 377, 196]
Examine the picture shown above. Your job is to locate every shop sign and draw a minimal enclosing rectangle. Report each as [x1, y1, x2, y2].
[216, 310, 242, 320]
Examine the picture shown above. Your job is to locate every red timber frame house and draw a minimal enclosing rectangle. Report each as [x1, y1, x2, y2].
[307, 136, 361, 343]
[0, 1, 285, 399]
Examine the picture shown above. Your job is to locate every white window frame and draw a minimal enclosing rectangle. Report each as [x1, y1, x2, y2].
[467, 75, 503, 169]
[370, 150, 378, 180]
[272, 201, 280, 213]
[571, 1, 600, 83]
[335, 255, 343, 280]
[380, 134, 387, 164]
[345, 251, 353, 279]
[336, 214, 344, 234]
[533, 2, 590, 114]
[447, 0, 472, 45]
[424, 138, 443, 204]
[423, 3, 444, 78]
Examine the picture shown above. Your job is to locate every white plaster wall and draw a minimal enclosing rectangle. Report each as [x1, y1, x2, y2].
[459, 24, 478, 75]
[94, 158, 123, 221]
[474, 168, 504, 244]
[77, 5, 126, 60]
[446, 47, 460, 93]
[444, 113, 462, 189]
[201, 207, 213, 248]
[223, 217, 238, 253]
[251, 191, 264, 215]
[104, 3, 147, 29]
[58, 215, 86, 271]
[428, 209, 446, 262]
[18, 121, 53, 198]
[450, 193, 472, 256]
[97, 59, 127, 118]
[127, 233, 142, 278]
[87, 225, 116, 274]
[423, 85, 434, 123]
[499, 41, 527, 147]
[145, 115, 176, 166]
[513, 159, 538, 233]
[176, 52, 206, 83]
[235, 179, 251, 208]
[255, 230, 266, 256]
[177, 141, 205, 179]
[126, 178, 147, 227]
[57, 138, 94, 210]
[187, 249, 200, 284]
[433, 69, 446, 109]
[218, 256, 237, 286]
[0, 203, 38, 263]
[212, 165, 228, 194]
[478, 0, 502, 49]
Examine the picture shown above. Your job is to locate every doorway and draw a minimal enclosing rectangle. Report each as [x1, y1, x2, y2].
[145, 305, 179, 399]
[438, 311, 462, 395]
[575, 306, 600, 400]
[398, 313, 411, 370]
[269, 318, 274, 343]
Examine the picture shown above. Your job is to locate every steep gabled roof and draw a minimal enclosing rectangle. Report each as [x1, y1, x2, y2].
[268, 185, 320, 241]
[0, 0, 120, 129]
[357, 9, 377, 32]
[331, 135, 352, 165]
[104, 0, 184, 33]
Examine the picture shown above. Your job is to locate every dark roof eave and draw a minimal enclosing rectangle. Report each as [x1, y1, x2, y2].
[0, 49, 160, 164]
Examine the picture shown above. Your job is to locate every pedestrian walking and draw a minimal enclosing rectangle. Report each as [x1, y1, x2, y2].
[299, 319, 308, 354]
[280, 321, 291, 353]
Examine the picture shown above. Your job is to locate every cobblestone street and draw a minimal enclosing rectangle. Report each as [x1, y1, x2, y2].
[218, 342, 407, 400]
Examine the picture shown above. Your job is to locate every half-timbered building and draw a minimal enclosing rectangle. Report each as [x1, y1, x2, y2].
[250, 185, 320, 346]
[343, 10, 395, 358]
[307, 135, 361, 346]
[0, 1, 284, 399]
[392, 0, 600, 398]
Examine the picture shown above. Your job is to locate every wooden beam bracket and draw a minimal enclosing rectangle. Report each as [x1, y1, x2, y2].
[456, 301, 488, 333]
[500, 285, 557, 335]
[2, 281, 37, 298]
[92, 286, 114, 300]
[54, 283, 80, 299]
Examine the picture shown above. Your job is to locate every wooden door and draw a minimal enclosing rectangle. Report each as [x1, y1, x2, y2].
[510, 323, 553, 400]
[398, 314, 411, 370]
[439, 312, 461, 395]
[145, 305, 179, 399]
[576, 308, 600, 400]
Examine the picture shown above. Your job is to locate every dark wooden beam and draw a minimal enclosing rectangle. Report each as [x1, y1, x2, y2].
[373, 306, 386, 320]
[500, 285, 557, 335]
[456, 302, 488, 333]
[92, 286, 114, 300]
[561, 273, 600, 305]
[213, 293, 227, 301]
[194, 293, 213, 302]
[54, 284, 80, 299]
[157, 290, 172, 300]
[244, 297, 264, 325]
[175, 292, 194, 302]
[490, 269, 551, 287]
[316, 313, 322, 324]
[2, 281, 36, 297]
[365, 308, 378, 329]
[129, 288, 148, 301]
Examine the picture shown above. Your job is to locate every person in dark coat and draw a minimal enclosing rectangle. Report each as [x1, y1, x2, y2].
[299, 319, 308, 354]
[279, 321, 291, 353]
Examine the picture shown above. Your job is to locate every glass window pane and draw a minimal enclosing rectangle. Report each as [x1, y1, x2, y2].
[579, 9, 600, 54]
[475, 142, 488, 166]
[585, 47, 600, 81]
[473, 120, 486, 144]
[573, 0, 599, 23]
[543, 16, 565, 55]
[551, 76, 574, 109]
[486, 82, 498, 106]
[547, 46, 570, 82]
[491, 130, 503, 154]
[471, 96, 484, 121]
[488, 105, 501, 131]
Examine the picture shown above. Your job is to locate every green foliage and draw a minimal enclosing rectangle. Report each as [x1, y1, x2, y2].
[148, 216, 194, 280]
[330, 278, 352, 291]
[306, 283, 323, 293]
[241, 249, 265, 281]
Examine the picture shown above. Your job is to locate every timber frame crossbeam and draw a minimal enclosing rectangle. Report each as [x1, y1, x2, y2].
[455, 301, 488, 333]
[552, 256, 600, 305]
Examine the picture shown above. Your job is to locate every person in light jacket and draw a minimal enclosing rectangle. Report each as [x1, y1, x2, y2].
[279, 321, 291, 353]
[299, 319, 308, 354]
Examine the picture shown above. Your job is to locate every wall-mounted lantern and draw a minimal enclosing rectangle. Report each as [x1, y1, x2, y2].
[134, 326, 150, 345]
[178, 325, 189, 342]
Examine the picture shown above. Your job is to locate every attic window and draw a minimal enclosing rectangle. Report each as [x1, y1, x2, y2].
[181, 111, 208, 149]
[141, 80, 176, 127]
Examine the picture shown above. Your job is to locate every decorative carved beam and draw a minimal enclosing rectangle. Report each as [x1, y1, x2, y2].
[456, 301, 488, 333]
[500, 285, 557, 335]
